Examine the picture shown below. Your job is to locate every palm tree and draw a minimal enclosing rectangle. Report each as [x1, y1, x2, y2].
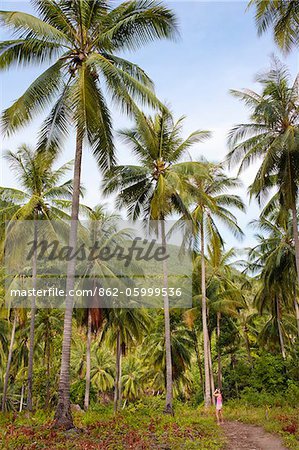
[76, 205, 133, 411]
[0, 0, 178, 428]
[2, 309, 28, 411]
[91, 346, 114, 396]
[186, 160, 245, 407]
[102, 308, 150, 412]
[35, 309, 64, 408]
[205, 234, 245, 389]
[248, 213, 296, 358]
[248, 0, 299, 52]
[227, 61, 299, 292]
[103, 110, 210, 413]
[1, 310, 16, 412]
[183, 303, 205, 399]
[143, 311, 193, 398]
[260, 196, 299, 338]
[0, 145, 73, 411]
[122, 353, 144, 403]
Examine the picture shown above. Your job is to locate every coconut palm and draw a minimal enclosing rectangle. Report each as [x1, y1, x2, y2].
[227, 61, 299, 291]
[34, 309, 64, 408]
[0, 0, 178, 428]
[103, 110, 210, 413]
[1, 310, 16, 412]
[76, 204, 133, 411]
[143, 311, 193, 397]
[248, 213, 297, 358]
[0, 145, 73, 411]
[183, 301, 205, 398]
[259, 196, 299, 338]
[4, 311, 28, 411]
[91, 346, 114, 395]
[102, 308, 150, 412]
[205, 234, 245, 389]
[185, 160, 245, 407]
[121, 353, 144, 402]
[248, 0, 299, 52]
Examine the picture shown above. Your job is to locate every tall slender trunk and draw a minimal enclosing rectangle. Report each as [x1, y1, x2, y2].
[54, 130, 83, 429]
[292, 202, 299, 286]
[231, 353, 239, 397]
[243, 326, 253, 368]
[294, 294, 299, 338]
[161, 219, 173, 414]
[216, 312, 222, 390]
[19, 384, 25, 412]
[114, 330, 121, 413]
[192, 330, 204, 397]
[84, 309, 92, 411]
[45, 324, 51, 409]
[291, 204, 299, 337]
[200, 219, 211, 407]
[27, 213, 38, 411]
[2, 312, 17, 412]
[276, 296, 286, 360]
[118, 344, 122, 410]
[207, 332, 215, 404]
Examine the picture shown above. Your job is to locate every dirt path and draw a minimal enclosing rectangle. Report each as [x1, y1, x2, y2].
[222, 421, 287, 450]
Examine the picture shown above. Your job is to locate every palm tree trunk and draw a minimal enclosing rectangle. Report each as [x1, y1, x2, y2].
[114, 330, 121, 413]
[243, 326, 253, 368]
[291, 203, 299, 337]
[118, 344, 122, 411]
[216, 312, 222, 390]
[161, 219, 173, 415]
[45, 327, 51, 409]
[292, 203, 299, 286]
[192, 330, 204, 398]
[27, 214, 38, 411]
[207, 333, 215, 404]
[294, 294, 299, 338]
[200, 219, 211, 407]
[54, 130, 83, 429]
[231, 353, 239, 397]
[84, 309, 92, 411]
[19, 384, 25, 412]
[2, 312, 17, 412]
[276, 296, 286, 360]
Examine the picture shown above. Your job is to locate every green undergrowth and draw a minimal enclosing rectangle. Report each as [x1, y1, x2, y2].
[0, 399, 224, 449]
[0, 398, 298, 449]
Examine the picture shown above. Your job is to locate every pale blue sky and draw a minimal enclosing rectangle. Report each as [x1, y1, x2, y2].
[1, 1, 298, 250]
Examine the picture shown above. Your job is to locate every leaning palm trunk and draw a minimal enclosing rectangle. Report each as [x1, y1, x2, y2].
[114, 329, 121, 413]
[161, 219, 173, 414]
[292, 204, 299, 287]
[27, 214, 38, 411]
[1, 312, 17, 412]
[216, 312, 222, 390]
[54, 131, 83, 429]
[84, 309, 92, 411]
[200, 220, 211, 407]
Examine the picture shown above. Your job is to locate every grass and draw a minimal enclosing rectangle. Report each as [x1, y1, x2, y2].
[0, 399, 298, 449]
[0, 400, 224, 449]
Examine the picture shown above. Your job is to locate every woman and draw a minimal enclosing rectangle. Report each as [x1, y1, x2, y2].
[213, 388, 224, 424]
